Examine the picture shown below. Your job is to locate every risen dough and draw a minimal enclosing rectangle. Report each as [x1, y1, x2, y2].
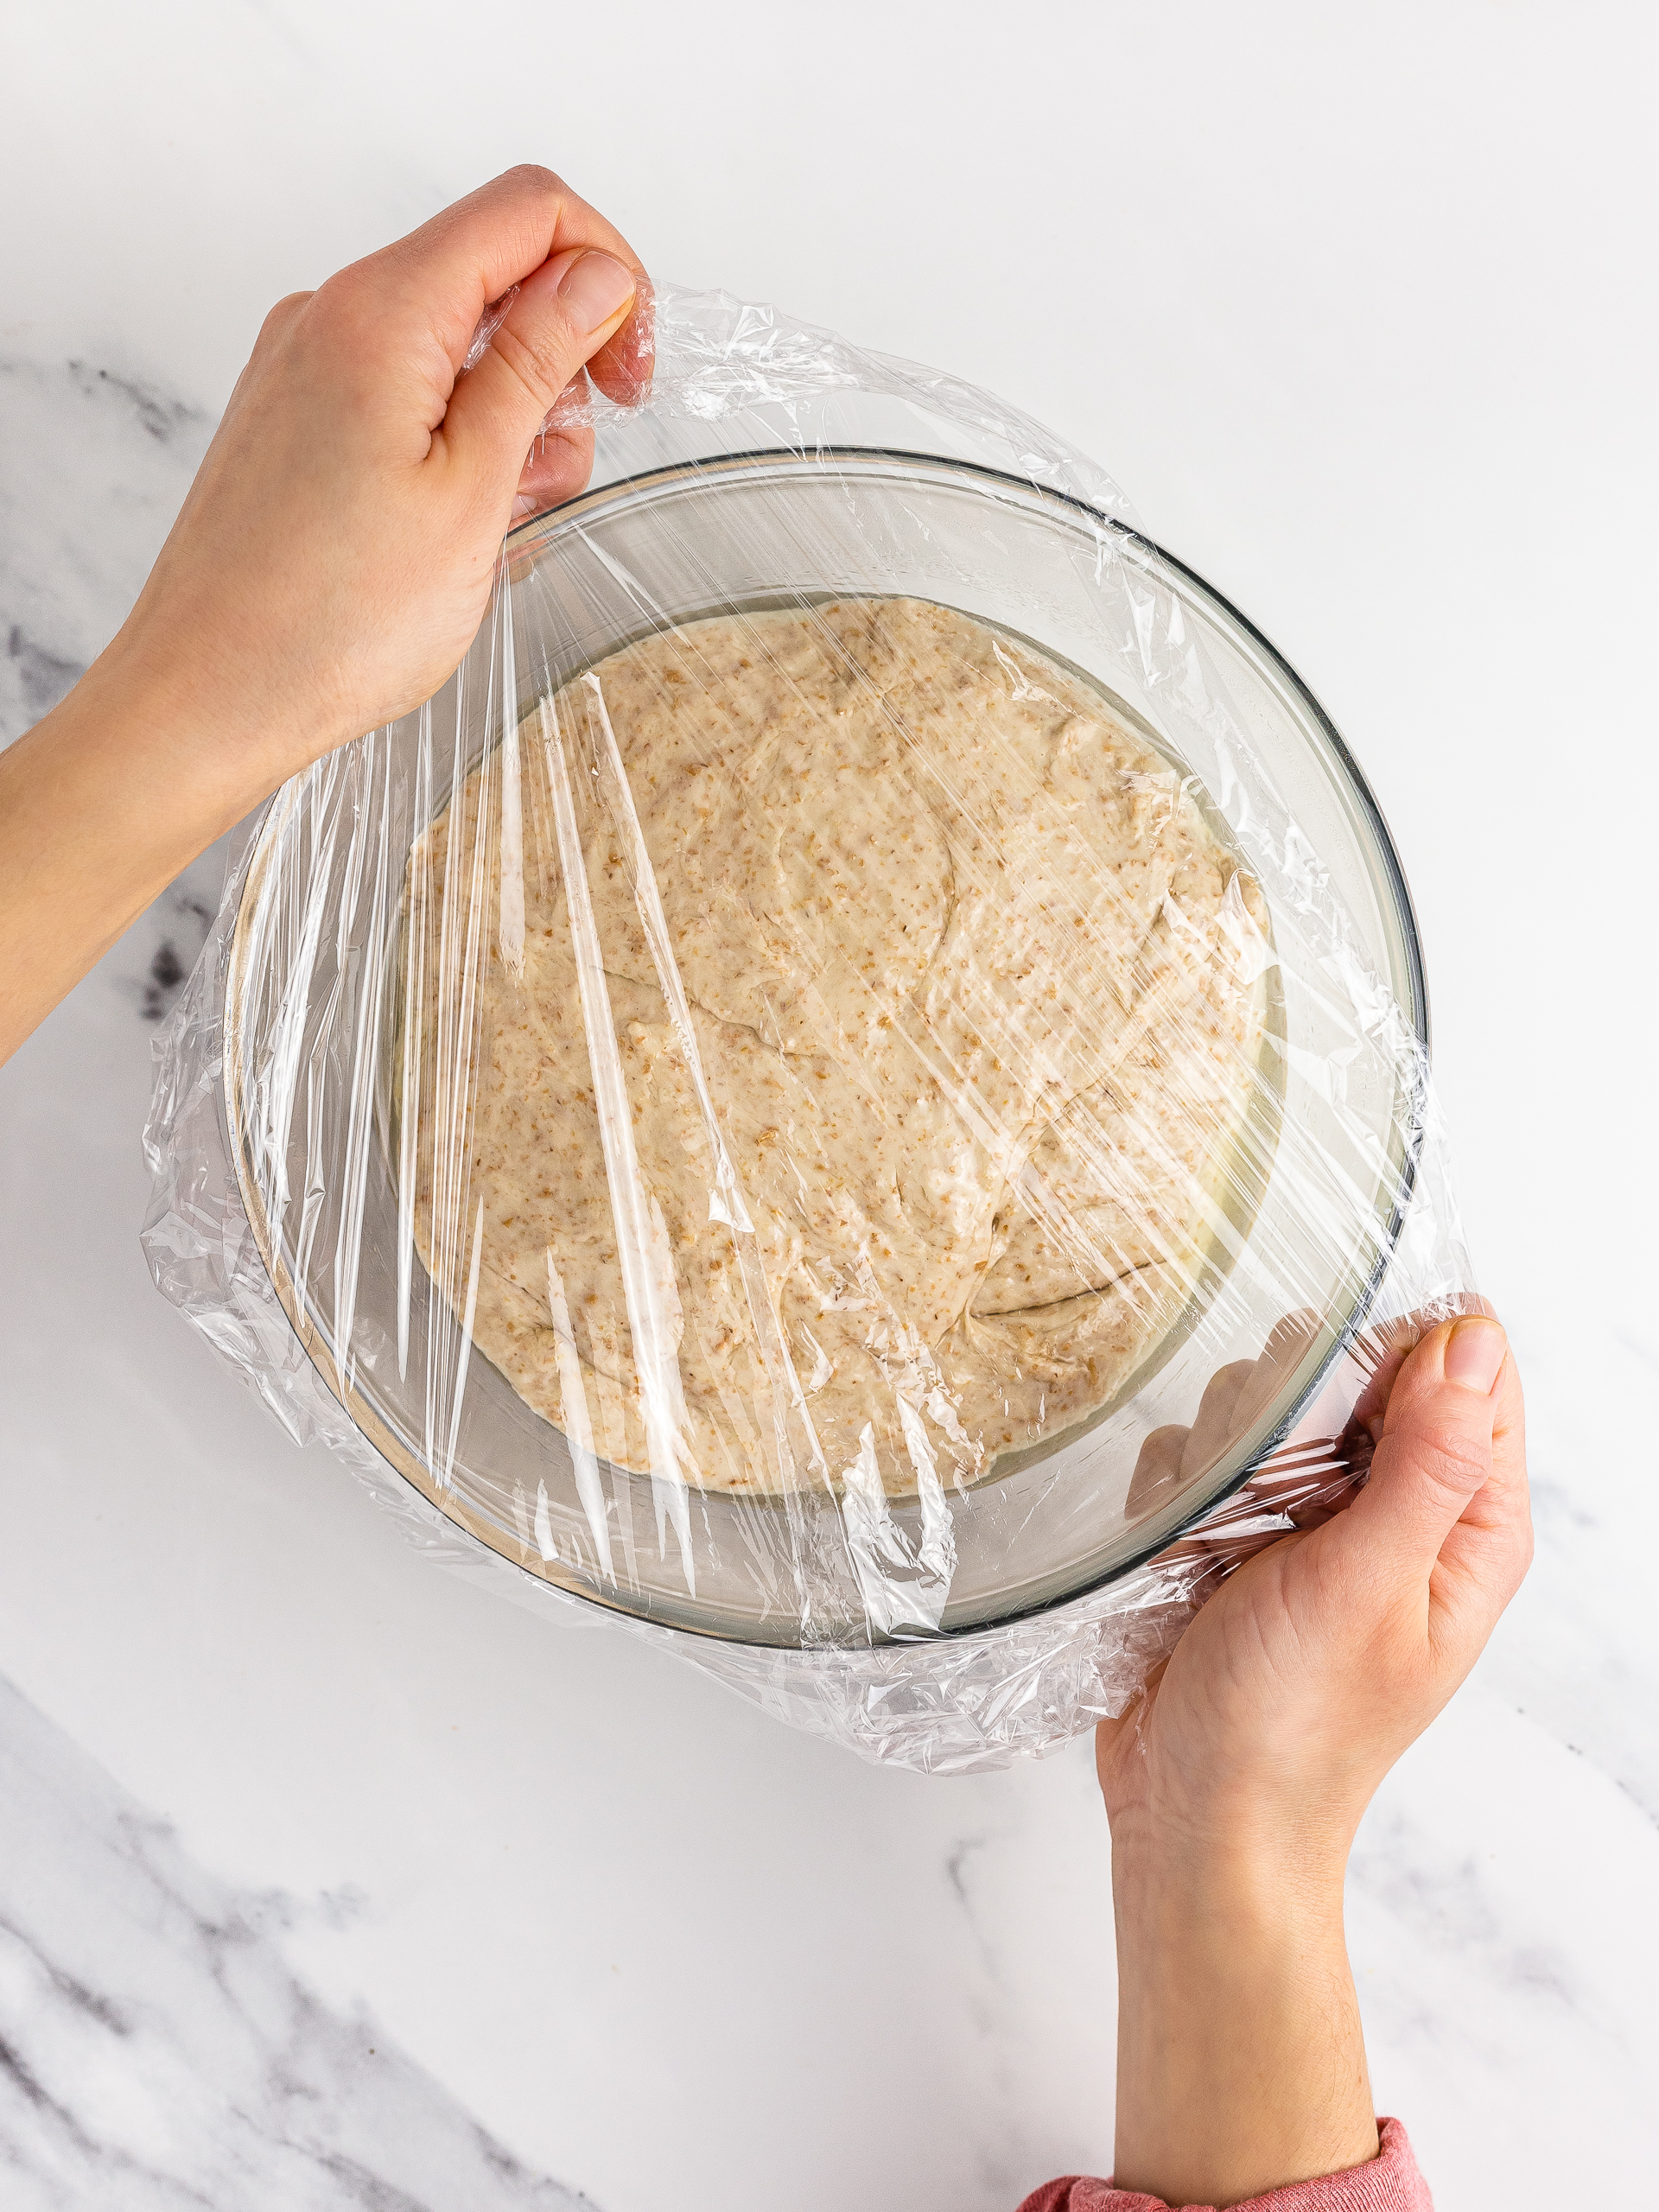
[407, 599, 1269, 1497]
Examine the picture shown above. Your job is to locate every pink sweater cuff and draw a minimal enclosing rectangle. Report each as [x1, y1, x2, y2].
[1016, 2117, 1432, 2212]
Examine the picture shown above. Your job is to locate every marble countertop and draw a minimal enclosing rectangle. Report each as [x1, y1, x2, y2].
[3, 5, 1656, 2206]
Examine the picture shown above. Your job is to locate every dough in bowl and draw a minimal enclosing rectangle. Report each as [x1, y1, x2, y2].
[405, 598, 1271, 1498]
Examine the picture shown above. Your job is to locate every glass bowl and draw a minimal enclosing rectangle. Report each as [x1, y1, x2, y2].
[223, 448, 1427, 1645]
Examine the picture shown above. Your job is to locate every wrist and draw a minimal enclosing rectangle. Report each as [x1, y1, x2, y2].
[1109, 1818, 1375, 2207]
[0, 632, 287, 1061]
[1108, 1783, 1357, 1904]
[1110, 1818, 1351, 2017]
[99, 601, 332, 821]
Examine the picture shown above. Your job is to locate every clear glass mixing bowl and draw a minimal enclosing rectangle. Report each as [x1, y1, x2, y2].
[224, 448, 1427, 1645]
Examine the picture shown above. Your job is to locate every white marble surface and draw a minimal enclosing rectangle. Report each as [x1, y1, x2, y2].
[2, 4, 1657, 2205]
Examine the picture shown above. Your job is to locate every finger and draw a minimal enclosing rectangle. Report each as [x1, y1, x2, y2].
[511, 274, 655, 519]
[1225, 1307, 1324, 1440]
[1340, 1317, 1510, 1572]
[514, 424, 597, 520]
[1173, 1321, 1319, 1561]
[443, 247, 638, 494]
[514, 406, 597, 520]
[587, 270, 656, 406]
[1346, 1319, 1418, 1446]
[1349, 1294, 1494, 1445]
[372, 165, 645, 377]
[1435, 1338, 1529, 1592]
[1284, 1468, 1366, 1533]
[1127, 1424, 1191, 1518]
[1203, 1442, 1352, 1546]
[1178, 1359, 1256, 1481]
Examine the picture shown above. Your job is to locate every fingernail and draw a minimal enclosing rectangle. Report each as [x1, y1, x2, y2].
[557, 251, 635, 336]
[1445, 1317, 1507, 1394]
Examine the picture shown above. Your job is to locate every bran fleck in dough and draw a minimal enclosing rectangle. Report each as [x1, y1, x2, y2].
[408, 598, 1271, 1498]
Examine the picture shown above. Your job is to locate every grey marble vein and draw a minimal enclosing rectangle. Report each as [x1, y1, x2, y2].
[0, 354, 229, 1032]
[0, 356, 212, 753]
[0, 1669, 600, 2211]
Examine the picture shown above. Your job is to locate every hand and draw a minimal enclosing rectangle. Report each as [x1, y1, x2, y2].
[1100, 1313, 1530, 2206]
[0, 167, 647, 1062]
[117, 164, 648, 786]
[1103, 1310, 1530, 1855]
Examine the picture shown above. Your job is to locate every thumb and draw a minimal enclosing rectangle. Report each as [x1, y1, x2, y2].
[442, 246, 637, 491]
[1344, 1316, 1510, 1571]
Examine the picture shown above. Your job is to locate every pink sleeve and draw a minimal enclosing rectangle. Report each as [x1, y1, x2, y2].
[1016, 2117, 1432, 2212]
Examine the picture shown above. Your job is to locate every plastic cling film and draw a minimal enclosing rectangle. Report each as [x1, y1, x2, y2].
[141, 282, 1471, 1770]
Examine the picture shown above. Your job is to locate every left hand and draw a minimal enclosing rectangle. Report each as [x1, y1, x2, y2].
[0, 166, 648, 1062]
[116, 164, 650, 790]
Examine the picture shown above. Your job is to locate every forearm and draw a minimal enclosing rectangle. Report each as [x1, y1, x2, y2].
[0, 636, 287, 1062]
[1110, 1824, 1376, 2208]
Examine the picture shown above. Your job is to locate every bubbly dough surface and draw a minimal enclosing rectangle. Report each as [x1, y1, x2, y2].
[408, 599, 1268, 1497]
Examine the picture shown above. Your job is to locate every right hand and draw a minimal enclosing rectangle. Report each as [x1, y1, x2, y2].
[1098, 1313, 1532, 1860]
[1096, 1313, 1530, 2205]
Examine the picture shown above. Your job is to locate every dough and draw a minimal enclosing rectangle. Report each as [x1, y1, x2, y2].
[406, 599, 1270, 1497]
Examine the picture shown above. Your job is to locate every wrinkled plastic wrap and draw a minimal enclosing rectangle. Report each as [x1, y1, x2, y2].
[143, 284, 1473, 1774]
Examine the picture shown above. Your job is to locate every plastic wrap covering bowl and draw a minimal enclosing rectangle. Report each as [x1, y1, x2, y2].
[217, 442, 1427, 1650]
